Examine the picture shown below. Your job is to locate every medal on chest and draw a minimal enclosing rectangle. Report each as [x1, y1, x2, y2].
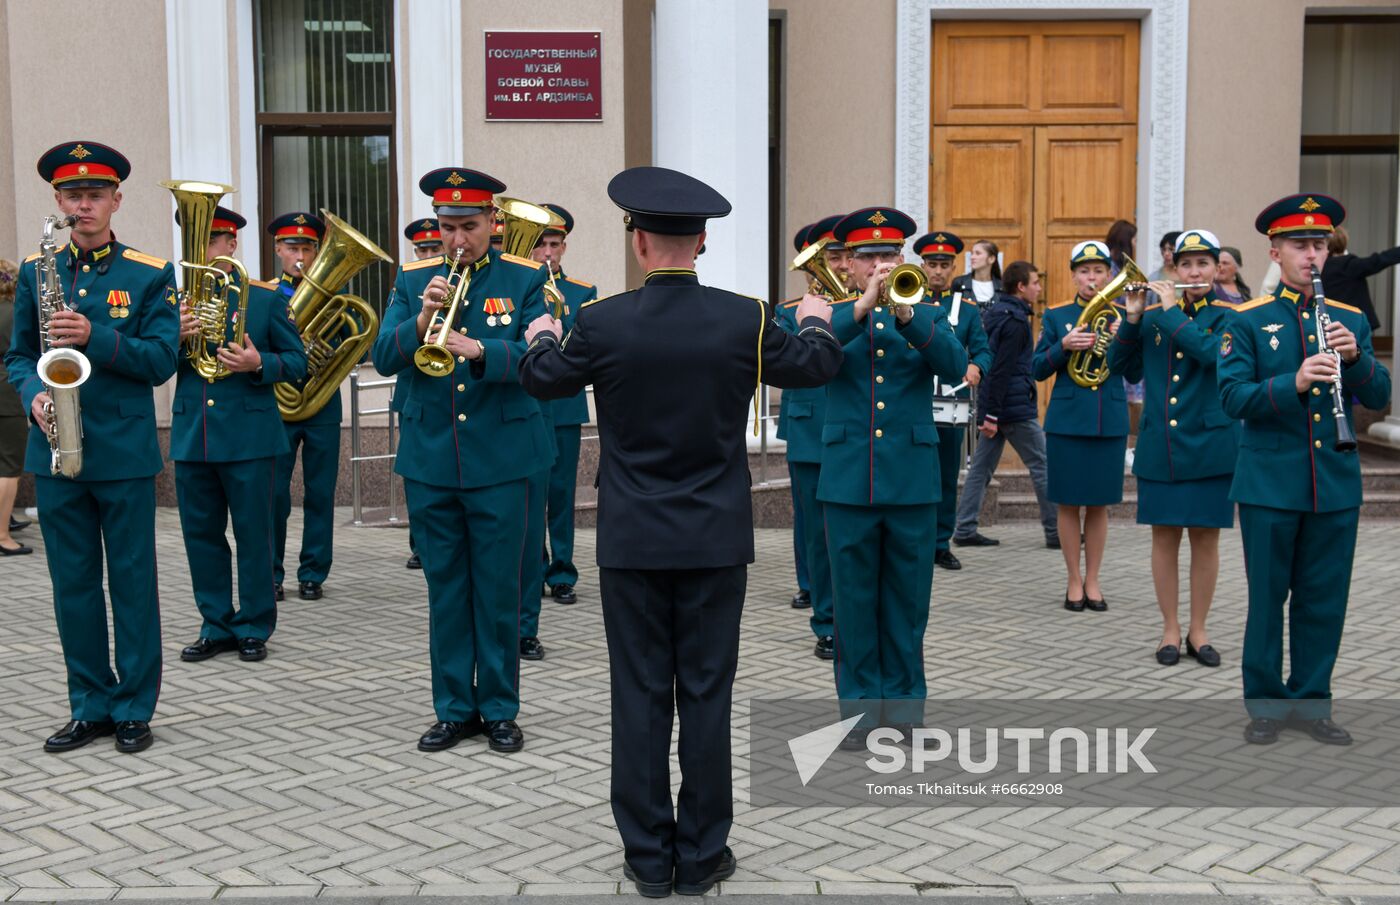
[483, 297, 514, 327]
[1262, 323, 1283, 352]
[106, 289, 132, 319]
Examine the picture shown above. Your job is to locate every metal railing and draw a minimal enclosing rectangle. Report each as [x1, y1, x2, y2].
[348, 366, 403, 527]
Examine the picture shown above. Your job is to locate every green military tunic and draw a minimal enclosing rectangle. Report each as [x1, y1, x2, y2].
[818, 299, 967, 728]
[4, 238, 180, 723]
[542, 272, 597, 589]
[1216, 283, 1391, 718]
[371, 248, 551, 723]
[171, 276, 307, 642]
[929, 288, 992, 552]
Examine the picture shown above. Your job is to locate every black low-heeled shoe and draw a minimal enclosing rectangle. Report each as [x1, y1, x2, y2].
[1063, 595, 1086, 612]
[1085, 597, 1107, 612]
[1185, 639, 1221, 667]
[1155, 644, 1180, 665]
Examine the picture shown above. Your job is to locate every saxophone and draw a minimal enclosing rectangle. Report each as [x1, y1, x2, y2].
[35, 214, 92, 478]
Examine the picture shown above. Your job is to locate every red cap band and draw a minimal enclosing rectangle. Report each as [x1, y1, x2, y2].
[211, 218, 239, 234]
[921, 243, 956, 257]
[51, 162, 119, 185]
[1267, 212, 1335, 235]
[844, 226, 905, 247]
[411, 229, 442, 243]
[433, 187, 494, 207]
[275, 225, 318, 240]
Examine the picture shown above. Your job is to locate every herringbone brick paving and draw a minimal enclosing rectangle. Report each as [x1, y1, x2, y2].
[2, 508, 1398, 897]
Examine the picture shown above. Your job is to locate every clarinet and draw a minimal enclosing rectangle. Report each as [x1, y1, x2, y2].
[1310, 265, 1358, 453]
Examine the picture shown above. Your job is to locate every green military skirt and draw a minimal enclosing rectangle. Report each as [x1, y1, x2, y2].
[1136, 474, 1234, 528]
[1046, 433, 1127, 507]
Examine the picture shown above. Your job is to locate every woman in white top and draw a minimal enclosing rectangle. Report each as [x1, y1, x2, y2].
[950, 240, 1002, 303]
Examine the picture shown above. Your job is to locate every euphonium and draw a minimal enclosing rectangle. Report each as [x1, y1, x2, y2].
[414, 248, 469, 377]
[1066, 254, 1147, 388]
[275, 210, 392, 420]
[35, 213, 89, 478]
[498, 197, 567, 318]
[789, 237, 852, 300]
[162, 180, 249, 380]
[883, 263, 928, 308]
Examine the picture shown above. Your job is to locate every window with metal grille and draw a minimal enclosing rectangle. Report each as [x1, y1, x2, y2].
[254, 0, 397, 316]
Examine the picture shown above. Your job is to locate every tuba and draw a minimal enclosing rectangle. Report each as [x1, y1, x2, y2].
[789, 236, 852, 300]
[162, 180, 249, 380]
[35, 213, 89, 478]
[275, 210, 392, 421]
[1066, 254, 1147, 388]
[883, 263, 928, 309]
[497, 196, 567, 318]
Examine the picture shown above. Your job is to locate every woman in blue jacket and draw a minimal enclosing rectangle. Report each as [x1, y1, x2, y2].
[1109, 230, 1239, 667]
[1032, 241, 1141, 613]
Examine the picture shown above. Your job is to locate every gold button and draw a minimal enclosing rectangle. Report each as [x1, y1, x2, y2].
[1175, 351, 1183, 359]
[459, 327, 468, 335]
[1314, 440, 1322, 448]
[207, 377, 214, 384]
[206, 399, 215, 407]
[1303, 312, 1311, 320]
[1314, 413, 1322, 422]
[876, 322, 885, 330]
[877, 401, 886, 410]
[1169, 419, 1178, 427]
[82, 265, 91, 273]
[1172, 374, 1180, 383]
[78, 288, 87, 297]
[907, 343, 914, 349]
[875, 306, 883, 313]
[875, 429, 883, 438]
[1309, 334, 1316, 343]
[1091, 385, 1099, 392]
[1170, 396, 1178, 405]
[1312, 387, 1321, 396]
[457, 355, 466, 363]
[876, 349, 885, 358]
[456, 383, 465, 392]
[458, 413, 466, 422]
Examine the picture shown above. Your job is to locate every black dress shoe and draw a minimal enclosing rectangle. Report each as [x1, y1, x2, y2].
[1085, 597, 1108, 612]
[1244, 717, 1283, 745]
[623, 861, 673, 898]
[953, 532, 1000, 547]
[790, 589, 811, 609]
[486, 719, 524, 753]
[10, 516, 31, 532]
[814, 635, 834, 660]
[1185, 639, 1221, 667]
[520, 636, 546, 660]
[298, 581, 322, 600]
[1291, 716, 1353, 745]
[675, 847, 736, 896]
[1045, 536, 1061, 550]
[1063, 595, 1086, 612]
[239, 638, 267, 662]
[550, 583, 577, 605]
[274, 583, 284, 602]
[0, 542, 33, 555]
[934, 549, 962, 570]
[180, 636, 239, 662]
[114, 720, 153, 754]
[1155, 644, 1180, 666]
[406, 553, 422, 570]
[43, 719, 115, 753]
[417, 717, 486, 752]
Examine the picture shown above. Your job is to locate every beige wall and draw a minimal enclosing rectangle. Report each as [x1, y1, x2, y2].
[773, 0, 898, 300]
[0, 0, 14, 264]
[1185, 0, 1400, 290]
[459, 0, 635, 298]
[4, 0, 172, 266]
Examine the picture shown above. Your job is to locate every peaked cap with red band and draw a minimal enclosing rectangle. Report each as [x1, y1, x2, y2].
[833, 207, 916, 253]
[176, 205, 246, 235]
[912, 230, 964, 260]
[266, 211, 326, 245]
[419, 167, 505, 217]
[39, 140, 131, 188]
[404, 217, 442, 246]
[1254, 192, 1345, 239]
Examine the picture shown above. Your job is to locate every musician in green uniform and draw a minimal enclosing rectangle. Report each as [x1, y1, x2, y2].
[372, 167, 551, 754]
[1109, 229, 1238, 667]
[819, 208, 967, 746]
[6, 141, 180, 753]
[267, 211, 337, 602]
[173, 207, 308, 664]
[914, 230, 992, 571]
[1032, 241, 1140, 613]
[533, 203, 596, 607]
[400, 217, 444, 571]
[1217, 193, 1390, 745]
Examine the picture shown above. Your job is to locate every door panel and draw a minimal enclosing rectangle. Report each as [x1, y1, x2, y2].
[930, 126, 1034, 270]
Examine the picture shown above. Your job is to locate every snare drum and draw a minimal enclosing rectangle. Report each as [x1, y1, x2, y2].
[931, 378, 972, 426]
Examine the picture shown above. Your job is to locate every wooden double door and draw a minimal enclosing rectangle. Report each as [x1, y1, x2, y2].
[929, 20, 1141, 323]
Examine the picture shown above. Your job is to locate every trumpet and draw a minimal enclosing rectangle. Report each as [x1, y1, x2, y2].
[789, 237, 852, 300]
[882, 263, 928, 308]
[413, 248, 469, 377]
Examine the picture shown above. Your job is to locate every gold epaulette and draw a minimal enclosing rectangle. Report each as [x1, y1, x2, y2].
[1209, 300, 1238, 309]
[565, 276, 594, 289]
[1230, 295, 1274, 313]
[1143, 302, 1166, 311]
[1325, 298, 1363, 315]
[249, 278, 278, 290]
[580, 291, 621, 310]
[1046, 299, 1078, 311]
[501, 252, 543, 270]
[122, 248, 168, 269]
[404, 255, 444, 271]
[24, 251, 42, 263]
[780, 297, 802, 309]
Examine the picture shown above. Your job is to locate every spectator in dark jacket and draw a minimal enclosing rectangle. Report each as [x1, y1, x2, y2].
[952, 261, 1058, 549]
[1323, 225, 1399, 331]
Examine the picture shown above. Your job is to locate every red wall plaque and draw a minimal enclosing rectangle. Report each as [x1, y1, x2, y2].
[484, 31, 603, 121]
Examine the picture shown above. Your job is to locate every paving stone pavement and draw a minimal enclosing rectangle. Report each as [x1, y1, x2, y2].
[2, 509, 1399, 899]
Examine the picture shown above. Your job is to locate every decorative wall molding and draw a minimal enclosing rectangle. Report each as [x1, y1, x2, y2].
[399, 0, 463, 224]
[894, 0, 1189, 260]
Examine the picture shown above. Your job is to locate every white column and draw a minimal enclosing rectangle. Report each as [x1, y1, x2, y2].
[398, 0, 463, 220]
[1368, 157, 1400, 447]
[653, 0, 775, 447]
